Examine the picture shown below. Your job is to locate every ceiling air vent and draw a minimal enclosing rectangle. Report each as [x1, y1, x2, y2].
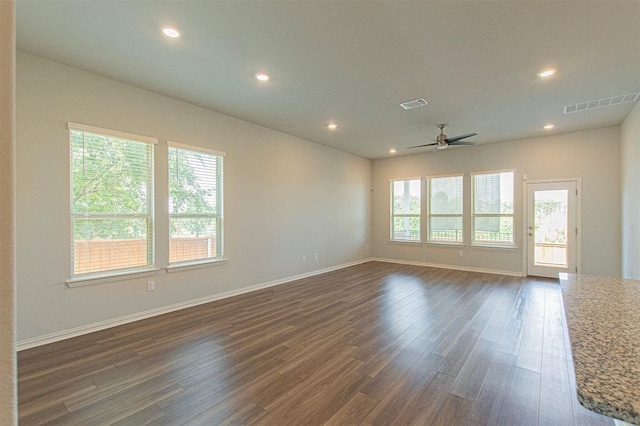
[564, 92, 639, 114]
[400, 98, 428, 110]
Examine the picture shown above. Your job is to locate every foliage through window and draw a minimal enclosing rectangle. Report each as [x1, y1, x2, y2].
[169, 143, 224, 265]
[472, 171, 514, 246]
[427, 175, 463, 243]
[391, 179, 421, 241]
[70, 123, 155, 277]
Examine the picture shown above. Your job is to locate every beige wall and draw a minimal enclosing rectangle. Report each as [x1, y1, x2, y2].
[14, 50, 631, 347]
[621, 101, 640, 279]
[0, 1, 17, 424]
[16, 52, 372, 343]
[372, 127, 621, 277]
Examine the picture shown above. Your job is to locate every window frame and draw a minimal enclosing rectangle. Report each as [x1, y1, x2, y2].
[167, 141, 225, 268]
[389, 177, 422, 243]
[471, 169, 516, 248]
[426, 173, 464, 245]
[68, 122, 157, 281]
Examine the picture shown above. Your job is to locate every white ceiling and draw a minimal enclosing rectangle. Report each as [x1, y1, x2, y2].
[16, 1, 640, 159]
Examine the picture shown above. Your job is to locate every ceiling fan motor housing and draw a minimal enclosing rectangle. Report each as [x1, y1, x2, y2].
[437, 132, 448, 148]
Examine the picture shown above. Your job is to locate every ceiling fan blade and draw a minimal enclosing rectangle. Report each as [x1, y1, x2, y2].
[445, 133, 477, 143]
[405, 142, 438, 149]
[448, 141, 476, 146]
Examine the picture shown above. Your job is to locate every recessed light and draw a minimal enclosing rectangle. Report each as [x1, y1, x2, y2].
[162, 26, 181, 38]
[255, 72, 270, 82]
[326, 123, 338, 130]
[543, 124, 555, 130]
[389, 149, 397, 154]
[537, 68, 556, 78]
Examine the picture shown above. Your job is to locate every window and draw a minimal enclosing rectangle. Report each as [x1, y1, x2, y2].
[168, 143, 224, 265]
[390, 178, 421, 241]
[472, 171, 515, 246]
[69, 123, 156, 278]
[427, 175, 463, 243]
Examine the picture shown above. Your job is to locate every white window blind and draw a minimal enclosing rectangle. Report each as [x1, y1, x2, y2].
[168, 143, 224, 265]
[427, 175, 463, 243]
[390, 179, 421, 241]
[69, 123, 155, 278]
[472, 171, 515, 246]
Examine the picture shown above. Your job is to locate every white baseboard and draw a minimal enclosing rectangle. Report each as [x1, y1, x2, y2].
[17, 258, 373, 351]
[372, 257, 525, 277]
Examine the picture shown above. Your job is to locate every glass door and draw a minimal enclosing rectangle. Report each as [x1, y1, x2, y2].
[526, 181, 577, 278]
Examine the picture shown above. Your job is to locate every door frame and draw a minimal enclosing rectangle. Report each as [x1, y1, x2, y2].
[522, 178, 582, 277]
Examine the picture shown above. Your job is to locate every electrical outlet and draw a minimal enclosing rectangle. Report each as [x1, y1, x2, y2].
[302, 255, 306, 262]
[314, 253, 318, 260]
[458, 250, 464, 257]
[147, 281, 155, 291]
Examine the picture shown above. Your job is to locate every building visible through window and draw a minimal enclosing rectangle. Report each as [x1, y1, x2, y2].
[472, 171, 514, 246]
[427, 175, 463, 243]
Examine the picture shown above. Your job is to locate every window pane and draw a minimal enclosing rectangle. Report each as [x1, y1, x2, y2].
[429, 217, 463, 242]
[73, 218, 150, 275]
[472, 171, 514, 245]
[430, 176, 462, 214]
[473, 216, 514, 244]
[169, 145, 224, 264]
[169, 148, 220, 215]
[393, 216, 420, 241]
[391, 179, 421, 241]
[392, 179, 421, 215]
[71, 130, 151, 215]
[534, 190, 569, 267]
[426, 176, 463, 243]
[170, 218, 218, 263]
[70, 126, 154, 277]
[473, 172, 513, 214]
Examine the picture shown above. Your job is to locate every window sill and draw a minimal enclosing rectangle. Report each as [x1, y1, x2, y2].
[389, 240, 422, 245]
[166, 259, 227, 273]
[425, 241, 465, 247]
[470, 243, 518, 250]
[67, 267, 159, 287]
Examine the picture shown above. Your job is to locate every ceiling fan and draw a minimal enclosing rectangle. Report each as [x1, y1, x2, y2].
[407, 124, 477, 150]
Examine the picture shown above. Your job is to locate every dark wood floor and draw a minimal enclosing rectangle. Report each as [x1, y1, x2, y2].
[18, 261, 615, 425]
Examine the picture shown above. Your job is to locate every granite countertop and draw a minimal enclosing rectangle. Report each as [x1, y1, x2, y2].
[560, 273, 640, 425]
